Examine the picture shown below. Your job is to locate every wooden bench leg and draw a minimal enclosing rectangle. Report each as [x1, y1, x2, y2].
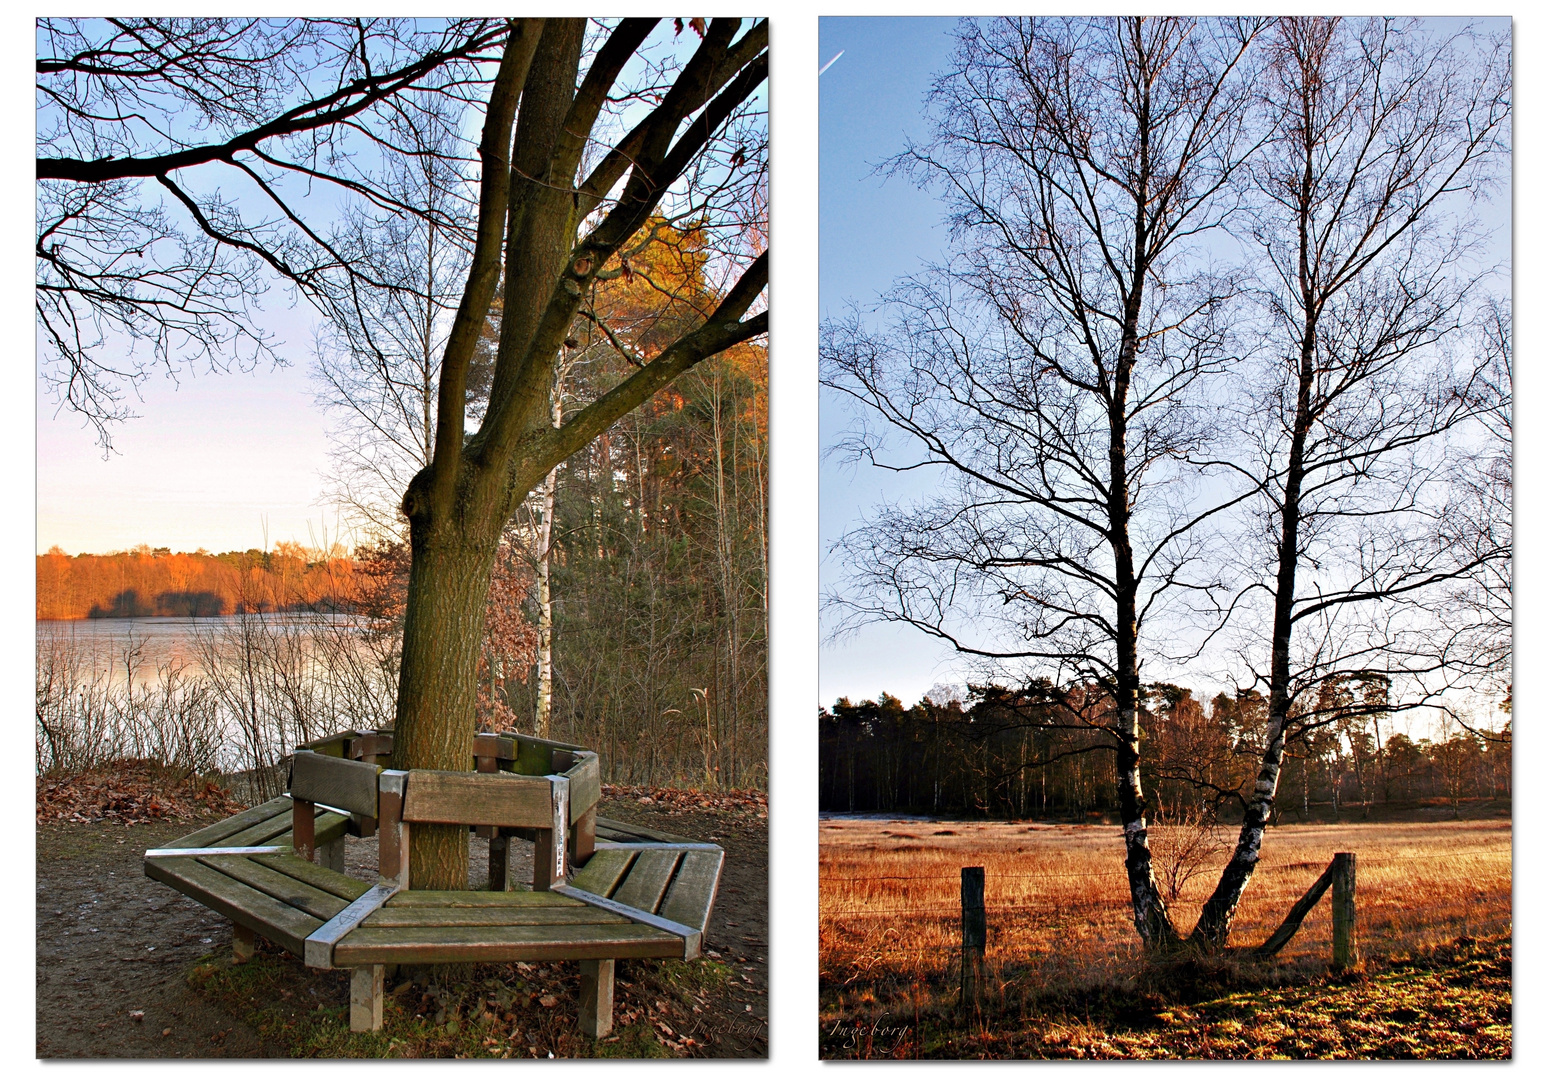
[351, 965, 385, 1032]
[318, 836, 346, 873]
[579, 959, 614, 1039]
[232, 922, 255, 964]
[533, 829, 556, 891]
[571, 806, 597, 867]
[489, 833, 510, 891]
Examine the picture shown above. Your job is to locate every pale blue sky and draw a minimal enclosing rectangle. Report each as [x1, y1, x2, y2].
[818, 17, 963, 707]
[33, 20, 761, 561]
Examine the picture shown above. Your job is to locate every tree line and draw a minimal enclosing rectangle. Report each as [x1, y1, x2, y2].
[819, 684, 1510, 821]
[36, 543, 361, 619]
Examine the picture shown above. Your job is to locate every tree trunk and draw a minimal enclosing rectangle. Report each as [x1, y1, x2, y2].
[1192, 252, 1317, 948]
[392, 519, 502, 888]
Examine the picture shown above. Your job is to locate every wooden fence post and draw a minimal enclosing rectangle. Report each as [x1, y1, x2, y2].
[960, 866, 985, 1017]
[1331, 851, 1357, 970]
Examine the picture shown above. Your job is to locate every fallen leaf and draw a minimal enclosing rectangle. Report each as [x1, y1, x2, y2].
[539, 995, 558, 1008]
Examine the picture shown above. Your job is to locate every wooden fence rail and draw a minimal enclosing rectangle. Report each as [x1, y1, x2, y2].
[954, 850, 1357, 1011]
[1255, 851, 1357, 969]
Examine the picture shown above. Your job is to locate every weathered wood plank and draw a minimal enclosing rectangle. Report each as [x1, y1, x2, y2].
[572, 807, 597, 866]
[657, 849, 725, 930]
[349, 732, 394, 763]
[1331, 851, 1358, 971]
[291, 798, 316, 860]
[164, 797, 291, 849]
[252, 852, 372, 902]
[351, 965, 384, 1031]
[579, 959, 615, 1038]
[385, 890, 585, 908]
[299, 732, 355, 757]
[512, 738, 552, 777]
[305, 882, 400, 968]
[232, 921, 256, 963]
[611, 849, 682, 914]
[291, 751, 381, 818]
[144, 856, 322, 955]
[568, 848, 636, 898]
[402, 770, 553, 828]
[565, 753, 602, 821]
[332, 923, 681, 965]
[473, 733, 516, 762]
[199, 854, 350, 922]
[1255, 862, 1337, 958]
[221, 808, 297, 848]
[594, 816, 699, 845]
[362, 906, 629, 928]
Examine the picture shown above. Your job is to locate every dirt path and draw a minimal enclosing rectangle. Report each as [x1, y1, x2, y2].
[36, 819, 275, 1057]
[36, 794, 767, 1058]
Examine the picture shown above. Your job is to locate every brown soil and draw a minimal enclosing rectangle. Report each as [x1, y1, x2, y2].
[36, 794, 767, 1058]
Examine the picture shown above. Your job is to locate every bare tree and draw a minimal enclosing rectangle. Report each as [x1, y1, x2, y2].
[1191, 17, 1509, 947]
[822, 16, 1265, 949]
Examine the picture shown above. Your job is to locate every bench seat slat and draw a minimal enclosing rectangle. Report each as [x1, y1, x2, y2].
[594, 816, 699, 845]
[610, 849, 682, 914]
[384, 890, 587, 909]
[568, 848, 636, 897]
[198, 854, 352, 922]
[221, 808, 297, 848]
[144, 856, 322, 955]
[164, 797, 291, 849]
[657, 849, 725, 932]
[332, 923, 682, 965]
[252, 852, 372, 902]
[362, 905, 630, 928]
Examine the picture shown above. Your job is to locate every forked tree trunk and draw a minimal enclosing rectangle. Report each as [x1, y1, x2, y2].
[385, 19, 769, 890]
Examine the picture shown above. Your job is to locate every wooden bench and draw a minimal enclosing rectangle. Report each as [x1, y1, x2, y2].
[143, 731, 723, 1038]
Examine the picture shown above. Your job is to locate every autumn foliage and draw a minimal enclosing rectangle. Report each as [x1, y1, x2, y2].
[37, 542, 361, 620]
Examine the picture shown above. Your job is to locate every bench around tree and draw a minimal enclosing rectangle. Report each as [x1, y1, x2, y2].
[144, 732, 724, 1036]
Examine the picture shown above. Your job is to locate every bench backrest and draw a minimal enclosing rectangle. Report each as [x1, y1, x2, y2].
[291, 749, 381, 819]
[401, 769, 558, 829]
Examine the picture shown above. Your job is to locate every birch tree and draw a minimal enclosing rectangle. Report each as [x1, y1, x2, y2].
[1191, 17, 1509, 947]
[822, 16, 1265, 949]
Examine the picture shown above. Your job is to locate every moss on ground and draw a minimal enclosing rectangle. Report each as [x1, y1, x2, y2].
[821, 934, 1511, 1060]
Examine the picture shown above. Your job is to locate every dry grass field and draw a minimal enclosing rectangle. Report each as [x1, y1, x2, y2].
[820, 815, 1510, 1057]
